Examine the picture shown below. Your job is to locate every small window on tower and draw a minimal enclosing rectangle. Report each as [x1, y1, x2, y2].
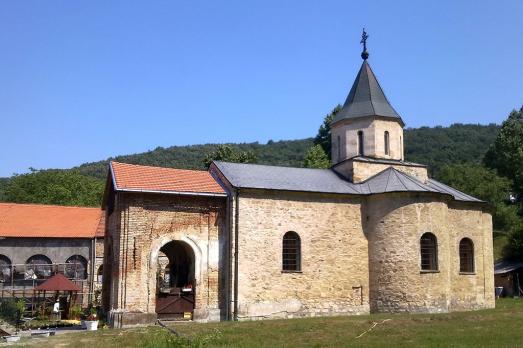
[337, 135, 341, 161]
[357, 131, 364, 156]
[400, 136, 403, 159]
[384, 131, 390, 155]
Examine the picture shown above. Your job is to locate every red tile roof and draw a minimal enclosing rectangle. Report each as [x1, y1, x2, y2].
[34, 273, 82, 292]
[0, 203, 104, 238]
[110, 161, 225, 195]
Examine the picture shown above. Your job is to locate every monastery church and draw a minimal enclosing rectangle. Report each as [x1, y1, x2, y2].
[101, 39, 494, 327]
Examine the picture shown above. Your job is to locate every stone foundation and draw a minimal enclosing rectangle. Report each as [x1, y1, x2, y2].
[109, 310, 158, 328]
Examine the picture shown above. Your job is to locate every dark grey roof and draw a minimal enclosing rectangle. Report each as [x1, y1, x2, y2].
[213, 161, 360, 194]
[212, 161, 483, 203]
[332, 61, 403, 125]
[426, 179, 483, 203]
[358, 167, 438, 195]
[494, 259, 523, 274]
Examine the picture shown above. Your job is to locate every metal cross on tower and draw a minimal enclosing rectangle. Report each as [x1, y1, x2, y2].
[361, 28, 369, 60]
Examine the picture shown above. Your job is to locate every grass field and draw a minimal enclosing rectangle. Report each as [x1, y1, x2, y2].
[11, 298, 523, 348]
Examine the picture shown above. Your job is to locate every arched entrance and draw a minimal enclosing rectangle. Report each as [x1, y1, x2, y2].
[155, 240, 195, 320]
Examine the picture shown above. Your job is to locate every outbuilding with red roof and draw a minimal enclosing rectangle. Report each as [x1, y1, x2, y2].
[0, 202, 105, 304]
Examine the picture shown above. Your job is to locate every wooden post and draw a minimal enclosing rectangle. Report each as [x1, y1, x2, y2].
[31, 290, 35, 317]
[43, 290, 46, 318]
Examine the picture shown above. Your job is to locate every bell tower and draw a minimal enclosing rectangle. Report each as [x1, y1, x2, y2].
[331, 30, 426, 183]
[331, 29, 404, 165]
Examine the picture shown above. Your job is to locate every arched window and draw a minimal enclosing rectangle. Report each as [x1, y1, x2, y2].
[337, 135, 341, 161]
[282, 232, 301, 272]
[0, 255, 12, 282]
[357, 131, 364, 156]
[420, 233, 438, 271]
[384, 131, 390, 155]
[400, 136, 403, 159]
[26, 255, 52, 278]
[459, 238, 474, 273]
[65, 255, 88, 279]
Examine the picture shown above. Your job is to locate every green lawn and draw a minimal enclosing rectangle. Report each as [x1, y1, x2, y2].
[12, 299, 523, 348]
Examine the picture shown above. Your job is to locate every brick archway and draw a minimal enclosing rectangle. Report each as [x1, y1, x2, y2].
[148, 236, 203, 319]
[155, 240, 195, 319]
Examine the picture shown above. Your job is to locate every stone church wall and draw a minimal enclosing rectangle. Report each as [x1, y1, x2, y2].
[235, 189, 370, 320]
[447, 202, 495, 311]
[103, 192, 227, 327]
[364, 193, 494, 313]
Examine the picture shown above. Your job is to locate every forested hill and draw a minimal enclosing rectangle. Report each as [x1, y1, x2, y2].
[73, 138, 315, 180]
[404, 123, 500, 176]
[71, 123, 500, 180]
[0, 123, 501, 205]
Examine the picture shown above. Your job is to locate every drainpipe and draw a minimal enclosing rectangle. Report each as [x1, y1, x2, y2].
[225, 191, 232, 321]
[233, 189, 240, 321]
[90, 237, 96, 304]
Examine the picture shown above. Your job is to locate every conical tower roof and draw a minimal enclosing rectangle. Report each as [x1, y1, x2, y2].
[332, 60, 403, 126]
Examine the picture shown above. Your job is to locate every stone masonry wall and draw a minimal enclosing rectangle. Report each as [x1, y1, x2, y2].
[104, 192, 227, 325]
[364, 193, 494, 313]
[332, 160, 428, 183]
[235, 189, 370, 320]
[352, 161, 428, 183]
[447, 202, 494, 310]
[331, 117, 404, 164]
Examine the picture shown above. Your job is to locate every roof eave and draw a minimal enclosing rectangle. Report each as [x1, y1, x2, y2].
[0, 235, 98, 239]
[331, 114, 405, 127]
[224, 185, 363, 196]
[113, 187, 227, 198]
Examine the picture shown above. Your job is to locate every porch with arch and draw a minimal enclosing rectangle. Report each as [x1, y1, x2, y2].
[147, 236, 206, 321]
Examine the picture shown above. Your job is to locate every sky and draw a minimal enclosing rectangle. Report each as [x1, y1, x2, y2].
[1, 1, 522, 177]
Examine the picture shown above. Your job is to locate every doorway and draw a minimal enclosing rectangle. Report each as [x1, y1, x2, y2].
[155, 240, 195, 319]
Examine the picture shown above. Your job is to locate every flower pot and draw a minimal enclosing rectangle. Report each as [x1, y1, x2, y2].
[84, 320, 98, 331]
[3, 335, 21, 342]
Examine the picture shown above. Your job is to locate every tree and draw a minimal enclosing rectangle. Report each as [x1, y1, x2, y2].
[438, 164, 520, 232]
[3, 169, 104, 207]
[506, 223, 523, 258]
[203, 144, 258, 168]
[314, 105, 342, 158]
[303, 144, 330, 169]
[0, 178, 9, 201]
[484, 107, 523, 200]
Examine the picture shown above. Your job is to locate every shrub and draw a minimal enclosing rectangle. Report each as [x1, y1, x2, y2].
[69, 305, 82, 320]
[0, 299, 19, 323]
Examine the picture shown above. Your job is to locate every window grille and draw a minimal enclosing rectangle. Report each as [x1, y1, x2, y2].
[357, 131, 364, 156]
[420, 233, 438, 271]
[384, 131, 390, 155]
[26, 255, 52, 278]
[282, 232, 301, 272]
[459, 238, 474, 273]
[65, 255, 88, 279]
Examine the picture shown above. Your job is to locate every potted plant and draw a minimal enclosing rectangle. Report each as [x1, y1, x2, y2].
[83, 306, 98, 331]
